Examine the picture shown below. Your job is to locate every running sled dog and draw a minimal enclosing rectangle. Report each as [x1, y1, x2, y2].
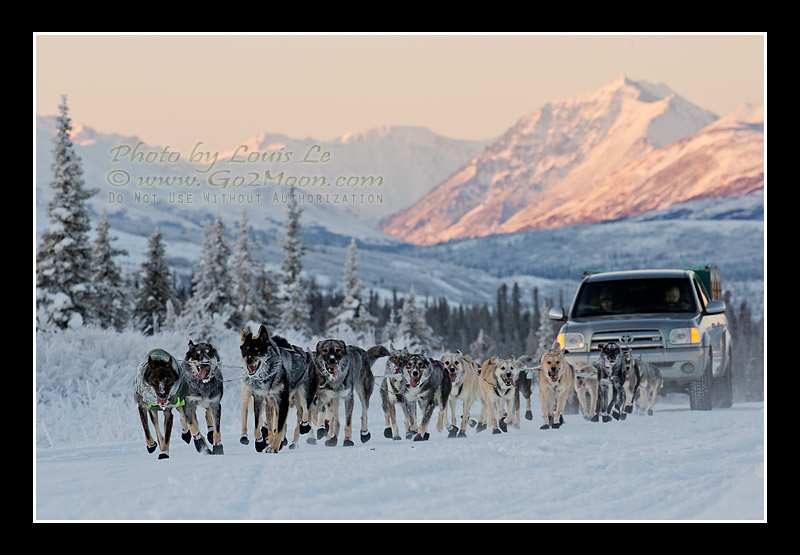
[180, 340, 224, 454]
[380, 345, 412, 440]
[400, 350, 452, 441]
[239, 325, 318, 453]
[441, 350, 479, 437]
[314, 339, 389, 446]
[134, 349, 190, 459]
[538, 347, 574, 429]
[477, 356, 522, 434]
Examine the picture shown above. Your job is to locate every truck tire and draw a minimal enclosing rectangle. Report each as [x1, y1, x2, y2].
[689, 353, 713, 411]
[713, 354, 733, 409]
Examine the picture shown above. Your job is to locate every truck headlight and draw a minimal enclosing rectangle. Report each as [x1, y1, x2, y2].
[557, 333, 587, 352]
[669, 328, 700, 345]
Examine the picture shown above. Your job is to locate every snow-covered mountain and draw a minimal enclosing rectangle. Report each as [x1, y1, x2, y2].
[510, 103, 764, 229]
[379, 76, 727, 245]
[35, 117, 489, 249]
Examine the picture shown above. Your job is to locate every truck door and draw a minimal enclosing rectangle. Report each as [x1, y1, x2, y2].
[693, 276, 727, 376]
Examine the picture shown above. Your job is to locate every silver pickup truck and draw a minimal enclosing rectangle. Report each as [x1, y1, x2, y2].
[548, 267, 733, 410]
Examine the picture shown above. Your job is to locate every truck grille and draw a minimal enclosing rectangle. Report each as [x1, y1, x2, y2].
[590, 330, 664, 351]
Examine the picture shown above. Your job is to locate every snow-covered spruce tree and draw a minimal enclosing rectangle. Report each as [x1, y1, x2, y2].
[397, 287, 438, 352]
[183, 215, 235, 339]
[469, 328, 497, 365]
[90, 213, 130, 330]
[255, 265, 281, 329]
[326, 238, 377, 344]
[278, 188, 311, 339]
[134, 226, 173, 335]
[381, 306, 400, 345]
[535, 299, 556, 359]
[229, 211, 263, 329]
[36, 95, 98, 329]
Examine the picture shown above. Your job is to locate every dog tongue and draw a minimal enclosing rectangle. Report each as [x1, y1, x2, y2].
[411, 376, 420, 388]
[197, 366, 209, 380]
[331, 365, 338, 378]
[156, 396, 168, 406]
[449, 373, 456, 383]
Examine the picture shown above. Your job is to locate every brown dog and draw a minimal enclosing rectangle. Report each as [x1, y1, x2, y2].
[538, 347, 574, 429]
[478, 357, 522, 434]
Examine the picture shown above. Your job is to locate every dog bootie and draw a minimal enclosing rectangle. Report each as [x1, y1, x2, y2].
[384, 427, 393, 439]
[299, 421, 311, 435]
[146, 441, 158, 454]
[325, 435, 338, 447]
[360, 430, 371, 443]
[343, 437, 355, 447]
[240, 434, 249, 445]
[181, 429, 191, 444]
[212, 443, 224, 455]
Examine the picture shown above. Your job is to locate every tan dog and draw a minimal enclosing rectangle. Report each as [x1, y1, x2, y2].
[478, 356, 522, 434]
[538, 347, 574, 429]
[572, 362, 598, 420]
[441, 350, 480, 438]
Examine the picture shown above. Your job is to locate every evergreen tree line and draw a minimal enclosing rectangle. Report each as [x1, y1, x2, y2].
[35, 96, 764, 402]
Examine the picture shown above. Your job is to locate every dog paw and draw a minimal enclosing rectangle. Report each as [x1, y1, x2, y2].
[158, 452, 169, 460]
[212, 444, 224, 455]
[316, 421, 330, 440]
[360, 430, 371, 443]
[325, 435, 338, 447]
[590, 415, 599, 422]
[384, 427, 393, 439]
[492, 427, 502, 434]
[620, 412, 627, 421]
[239, 434, 249, 445]
[611, 410, 620, 421]
[194, 437, 210, 454]
[306, 436, 317, 445]
[457, 431, 467, 438]
[413, 433, 430, 441]
[525, 410, 533, 421]
[624, 404, 634, 414]
[540, 423, 550, 430]
[447, 428, 458, 438]
[299, 422, 311, 435]
[288, 442, 297, 450]
[551, 422, 561, 429]
[468, 419, 477, 428]
[405, 431, 415, 440]
[206, 430, 214, 444]
[255, 437, 267, 452]
[648, 409, 654, 416]
[602, 414, 611, 423]
[343, 437, 355, 447]
[498, 418, 508, 433]
[476, 422, 487, 433]
[392, 435, 402, 441]
[181, 430, 191, 444]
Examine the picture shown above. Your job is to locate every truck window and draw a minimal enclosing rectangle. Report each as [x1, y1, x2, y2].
[573, 278, 697, 317]
[693, 278, 709, 310]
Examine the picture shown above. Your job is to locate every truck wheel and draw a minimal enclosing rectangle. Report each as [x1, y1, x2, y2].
[689, 353, 713, 411]
[713, 354, 733, 409]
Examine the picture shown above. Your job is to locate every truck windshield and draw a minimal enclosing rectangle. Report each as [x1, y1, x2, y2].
[573, 278, 696, 317]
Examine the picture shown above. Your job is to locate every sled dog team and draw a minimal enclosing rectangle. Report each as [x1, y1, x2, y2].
[134, 325, 662, 459]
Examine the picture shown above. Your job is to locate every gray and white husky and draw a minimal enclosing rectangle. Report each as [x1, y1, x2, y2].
[634, 355, 663, 416]
[240, 325, 318, 453]
[180, 340, 224, 455]
[380, 345, 412, 440]
[314, 339, 389, 446]
[401, 350, 452, 441]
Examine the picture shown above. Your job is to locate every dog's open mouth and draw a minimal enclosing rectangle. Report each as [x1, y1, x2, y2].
[246, 360, 261, 375]
[502, 377, 514, 387]
[191, 362, 211, 381]
[410, 375, 420, 388]
[548, 371, 559, 382]
[326, 362, 339, 379]
[449, 371, 457, 383]
[156, 396, 169, 407]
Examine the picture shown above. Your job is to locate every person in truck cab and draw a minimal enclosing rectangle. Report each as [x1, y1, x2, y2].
[663, 285, 691, 312]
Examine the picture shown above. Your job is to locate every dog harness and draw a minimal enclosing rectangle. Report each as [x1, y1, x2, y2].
[134, 349, 190, 410]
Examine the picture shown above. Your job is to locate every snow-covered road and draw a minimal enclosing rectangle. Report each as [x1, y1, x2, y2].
[35, 397, 764, 521]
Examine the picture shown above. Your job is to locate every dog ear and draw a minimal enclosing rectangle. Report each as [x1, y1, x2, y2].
[597, 343, 605, 351]
[316, 341, 323, 352]
[456, 349, 462, 356]
[563, 349, 570, 355]
[188, 340, 195, 347]
[241, 328, 252, 342]
[419, 348, 426, 357]
[257, 324, 269, 340]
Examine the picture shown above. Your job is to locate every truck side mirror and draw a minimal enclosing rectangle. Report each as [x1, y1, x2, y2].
[548, 306, 565, 321]
[705, 300, 726, 315]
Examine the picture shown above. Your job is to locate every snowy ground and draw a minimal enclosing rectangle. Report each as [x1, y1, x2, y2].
[35, 392, 764, 521]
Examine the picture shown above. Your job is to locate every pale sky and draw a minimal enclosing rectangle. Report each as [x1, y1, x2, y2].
[35, 34, 765, 156]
